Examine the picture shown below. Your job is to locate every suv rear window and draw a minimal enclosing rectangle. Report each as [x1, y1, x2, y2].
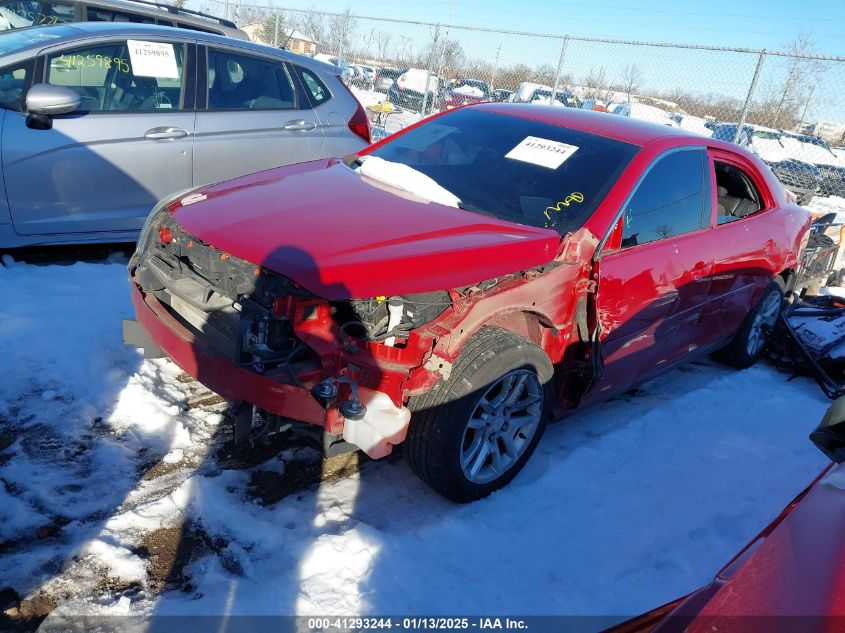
[295, 66, 330, 105]
[367, 108, 639, 235]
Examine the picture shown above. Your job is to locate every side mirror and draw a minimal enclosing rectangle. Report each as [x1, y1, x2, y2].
[25, 83, 81, 116]
[810, 396, 845, 463]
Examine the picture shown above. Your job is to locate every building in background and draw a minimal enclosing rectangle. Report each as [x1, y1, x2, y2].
[240, 22, 316, 56]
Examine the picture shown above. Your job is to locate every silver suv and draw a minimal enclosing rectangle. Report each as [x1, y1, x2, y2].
[0, 23, 370, 248]
[0, 0, 247, 39]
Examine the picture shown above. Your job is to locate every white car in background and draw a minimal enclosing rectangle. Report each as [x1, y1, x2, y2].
[610, 102, 678, 127]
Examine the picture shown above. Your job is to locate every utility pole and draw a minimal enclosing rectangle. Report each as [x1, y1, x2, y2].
[490, 43, 501, 93]
[799, 84, 816, 131]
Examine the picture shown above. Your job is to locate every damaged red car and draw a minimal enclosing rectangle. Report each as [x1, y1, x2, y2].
[124, 104, 811, 502]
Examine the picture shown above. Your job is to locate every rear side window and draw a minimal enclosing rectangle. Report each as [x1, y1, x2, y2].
[206, 48, 296, 110]
[715, 161, 763, 224]
[621, 149, 708, 249]
[86, 8, 155, 23]
[295, 66, 330, 105]
[0, 0, 74, 29]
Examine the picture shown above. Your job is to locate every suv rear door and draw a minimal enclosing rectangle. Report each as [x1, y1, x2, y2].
[2, 36, 196, 235]
[192, 44, 324, 186]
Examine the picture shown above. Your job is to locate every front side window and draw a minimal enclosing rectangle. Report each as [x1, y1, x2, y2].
[0, 58, 31, 110]
[621, 149, 708, 249]
[46, 40, 186, 112]
[207, 48, 296, 110]
[0, 1, 74, 31]
[367, 108, 639, 235]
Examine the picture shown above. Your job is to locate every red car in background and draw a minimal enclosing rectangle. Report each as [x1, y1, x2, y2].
[612, 401, 845, 631]
[442, 78, 491, 108]
[124, 104, 811, 502]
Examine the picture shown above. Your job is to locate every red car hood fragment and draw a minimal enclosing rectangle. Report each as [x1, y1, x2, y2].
[169, 159, 560, 300]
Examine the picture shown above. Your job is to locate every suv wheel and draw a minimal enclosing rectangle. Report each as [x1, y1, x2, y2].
[406, 327, 554, 502]
[716, 280, 784, 369]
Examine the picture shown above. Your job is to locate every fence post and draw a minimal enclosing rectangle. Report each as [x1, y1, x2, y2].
[733, 50, 766, 144]
[550, 35, 569, 106]
[273, 12, 279, 48]
[423, 23, 441, 117]
[490, 42, 501, 93]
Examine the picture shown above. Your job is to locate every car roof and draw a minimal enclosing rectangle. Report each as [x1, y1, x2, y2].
[79, 0, 243, 35]
[474, 103, 737, 149]
[1, 23, 339, 74]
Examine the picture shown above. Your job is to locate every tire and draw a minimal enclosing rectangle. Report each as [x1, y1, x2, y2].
[716, 280, 784, 369]
[406, 327, 554, 502]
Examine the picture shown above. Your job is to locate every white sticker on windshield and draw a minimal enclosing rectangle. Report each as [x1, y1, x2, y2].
[505, 136, 578, 169]
[128, 40, 179, 79]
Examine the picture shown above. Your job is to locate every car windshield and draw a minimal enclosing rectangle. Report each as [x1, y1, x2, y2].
[0, 1, 74, 31]
[0, 22, 71, 53]
[367, 108, 639, 235]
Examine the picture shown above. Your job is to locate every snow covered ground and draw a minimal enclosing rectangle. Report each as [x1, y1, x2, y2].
[0, 254, 833, 627]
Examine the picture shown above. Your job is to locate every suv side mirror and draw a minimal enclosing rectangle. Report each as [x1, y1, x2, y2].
[810, 396, 845, 463]
[26, 83, 81, 116]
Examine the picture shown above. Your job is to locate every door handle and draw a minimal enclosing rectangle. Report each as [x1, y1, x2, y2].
[283, 119, 316, 131]
[144, 127, 189, 140]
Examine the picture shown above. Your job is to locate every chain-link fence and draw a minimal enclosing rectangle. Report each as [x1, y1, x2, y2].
[200, 2, 845, 208]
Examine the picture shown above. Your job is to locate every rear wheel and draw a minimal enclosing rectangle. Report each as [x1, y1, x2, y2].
[716, 280, 783, 369]
[406, 327, 554, 502]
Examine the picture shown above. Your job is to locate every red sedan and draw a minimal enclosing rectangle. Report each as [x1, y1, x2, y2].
[124, 104, 811, 502]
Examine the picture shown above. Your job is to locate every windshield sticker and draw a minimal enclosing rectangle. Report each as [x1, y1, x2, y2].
[505, 136, 578, 169]
[544, 192, 584, 220]
[128, 40, 179, 79]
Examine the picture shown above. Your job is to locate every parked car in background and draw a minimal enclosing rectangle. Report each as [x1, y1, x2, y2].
[312, 52, 351, 81]
[581, 98, 609, 112]
[0, 22, 370, 248]
[441, 78, 490, 108]
[372, 65, 401, 93]
[712, 124, 822, 205]
[348, 64, 373, 90]
[778, 132, 845, 198]
[490, 88, 512, 102]
[125, 104, 809, 502]
[386, 67, 439, 111]
[611, 398, 845, 631]
[511, 81, 578, 107]
[611, 102, 677, 127]
[670, 113, 713, 137]
[0, 0, 246, 38]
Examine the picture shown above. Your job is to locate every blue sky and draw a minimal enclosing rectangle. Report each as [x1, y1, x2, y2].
[203, 0, 844, 122]
[283, 0, 844, 54]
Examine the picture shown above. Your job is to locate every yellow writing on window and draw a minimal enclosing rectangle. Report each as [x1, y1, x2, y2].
[544, 192, 585, 220]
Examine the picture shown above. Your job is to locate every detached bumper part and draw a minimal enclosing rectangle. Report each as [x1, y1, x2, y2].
[122, 319, 164, 359]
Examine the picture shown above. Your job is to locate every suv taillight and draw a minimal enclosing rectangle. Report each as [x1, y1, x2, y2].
[339, 81, 371, 144]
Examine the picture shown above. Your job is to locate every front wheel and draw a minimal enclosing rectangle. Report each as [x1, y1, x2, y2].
[406, 327, 554, 502]
[716, 280, 783, 369]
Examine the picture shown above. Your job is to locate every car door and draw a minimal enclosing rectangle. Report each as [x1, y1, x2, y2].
[584, 147, 714, 401]
[193, 44, 325, 186]
[702, 149, 779, 341]
[2, 37, 196, 236]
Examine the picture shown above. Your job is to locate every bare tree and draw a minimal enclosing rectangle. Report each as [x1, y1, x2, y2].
[770, 33, 826, 128]
[584, 66, 611, 101]
[374, 30, 392, 64]
[171, 0, 188, 8]
[619, 63, 641, 103]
